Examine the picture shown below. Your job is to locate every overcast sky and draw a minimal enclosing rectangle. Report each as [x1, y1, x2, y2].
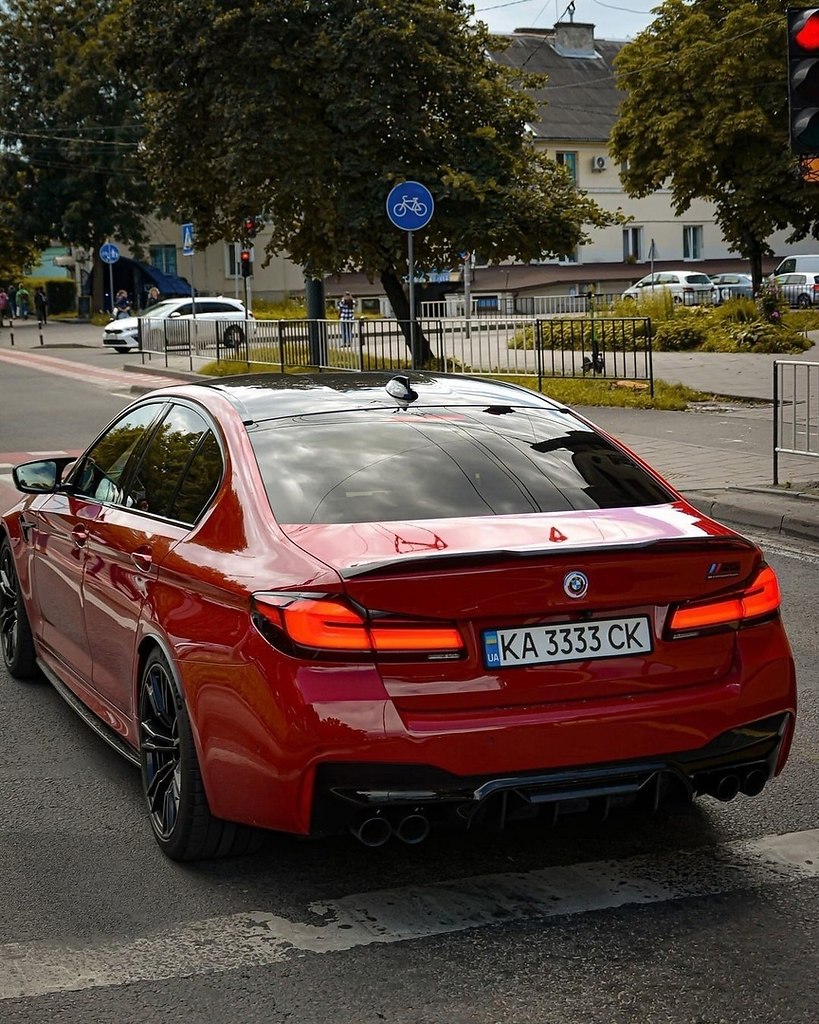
[472, 0, 657, 42]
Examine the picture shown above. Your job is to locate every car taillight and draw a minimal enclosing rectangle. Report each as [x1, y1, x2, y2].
[666, 565, 781, 637]
[252, 593, 464, 659]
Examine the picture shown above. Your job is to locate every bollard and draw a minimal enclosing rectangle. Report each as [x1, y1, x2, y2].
[38, 320, 44, 345]
[9, 328, 14, 347]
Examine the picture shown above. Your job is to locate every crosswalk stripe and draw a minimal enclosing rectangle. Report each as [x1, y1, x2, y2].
[1, 828, 817, 1000]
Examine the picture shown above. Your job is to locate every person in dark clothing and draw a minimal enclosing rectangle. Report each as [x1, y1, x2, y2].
[34, 286, 48, 324]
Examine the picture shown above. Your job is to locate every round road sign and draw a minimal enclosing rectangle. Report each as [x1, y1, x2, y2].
[386, 181, 434, 231]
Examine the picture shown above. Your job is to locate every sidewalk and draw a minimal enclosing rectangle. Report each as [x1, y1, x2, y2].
[3, 317, 818, 544]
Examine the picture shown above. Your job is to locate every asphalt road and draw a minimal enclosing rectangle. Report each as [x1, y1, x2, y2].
[1, 351, 818, 1023]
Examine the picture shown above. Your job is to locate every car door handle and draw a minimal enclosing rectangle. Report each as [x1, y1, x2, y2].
[131, 547, 153, 572]
[72, 524, 89, 547]
[18, 513, 36, 542]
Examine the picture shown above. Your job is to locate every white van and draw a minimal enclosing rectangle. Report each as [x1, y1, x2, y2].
[773, 255, 819, 275]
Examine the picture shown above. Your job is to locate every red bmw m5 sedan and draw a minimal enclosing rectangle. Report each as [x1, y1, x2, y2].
[0, 373, 796, 859]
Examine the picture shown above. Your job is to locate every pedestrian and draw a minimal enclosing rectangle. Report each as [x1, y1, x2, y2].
[16, 283, 30, 320]
[338, 291, 355, 347]
[114, 289, 130, 318]
[145, 286, 160, 307]
[0, 288, 8, 327]
[8, 283, 17, 319]
[34, 286, 48, 325]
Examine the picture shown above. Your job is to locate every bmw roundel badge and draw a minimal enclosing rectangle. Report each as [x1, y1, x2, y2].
[564, 570, 589, 599]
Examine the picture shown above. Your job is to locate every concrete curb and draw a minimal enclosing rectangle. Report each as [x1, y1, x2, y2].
[684, 487, 819, 542]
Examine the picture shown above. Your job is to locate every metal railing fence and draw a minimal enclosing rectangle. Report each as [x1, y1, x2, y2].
[773, 359, 819, 484]
[138, 315, 654, 394]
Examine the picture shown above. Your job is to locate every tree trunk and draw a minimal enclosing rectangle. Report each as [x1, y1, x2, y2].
[743, 232, 765, 295]
[380, 268, 434, 365]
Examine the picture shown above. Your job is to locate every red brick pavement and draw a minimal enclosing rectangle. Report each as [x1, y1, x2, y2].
[0, 347, 185, 392]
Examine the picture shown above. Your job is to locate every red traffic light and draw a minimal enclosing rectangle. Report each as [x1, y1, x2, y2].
[789, 10, 819, 154]
[243, 217, 257, 238]
[240, 249, 252, 277]
[792, 9, 819, 52]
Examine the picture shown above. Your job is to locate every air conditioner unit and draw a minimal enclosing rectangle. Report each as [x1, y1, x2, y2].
[591, 155, 609, 172]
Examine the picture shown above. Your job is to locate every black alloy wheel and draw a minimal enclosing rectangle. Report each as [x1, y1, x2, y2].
[0, 538, 37, 679]
[138, 648, 261, 860]
[797, 294, 812, 309]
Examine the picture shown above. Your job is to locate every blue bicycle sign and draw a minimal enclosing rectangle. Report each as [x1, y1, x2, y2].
[98, 242, 120, 264]
[386, 181, 434, 231]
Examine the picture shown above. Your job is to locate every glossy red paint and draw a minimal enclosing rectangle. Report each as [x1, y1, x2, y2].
[1, 373, 798, 853]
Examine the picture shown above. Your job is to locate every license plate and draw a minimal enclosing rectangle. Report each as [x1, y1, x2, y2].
[482, 616, 652, 668]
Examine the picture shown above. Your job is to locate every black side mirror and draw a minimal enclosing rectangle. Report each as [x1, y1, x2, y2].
[12, 457, 76, 494]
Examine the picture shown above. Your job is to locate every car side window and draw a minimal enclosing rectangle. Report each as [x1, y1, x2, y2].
[71, 404, 165, 505]
[127, 404, 221, 521]
[168, 430, 223, 524]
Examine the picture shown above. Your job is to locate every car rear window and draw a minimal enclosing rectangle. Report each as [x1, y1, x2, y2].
[247, 407, 673, 524]
[683, 274, 712, 284]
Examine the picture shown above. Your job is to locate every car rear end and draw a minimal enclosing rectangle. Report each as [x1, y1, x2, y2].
[226, 390, 797, 842]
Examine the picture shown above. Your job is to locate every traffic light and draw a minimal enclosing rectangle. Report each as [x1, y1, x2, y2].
[788, 9, 819, 154]
[243, 217, 257, 239]
[240, 249, 252, 278]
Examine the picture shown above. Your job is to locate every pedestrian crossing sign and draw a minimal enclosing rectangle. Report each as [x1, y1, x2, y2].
[181, 223, 194, 256]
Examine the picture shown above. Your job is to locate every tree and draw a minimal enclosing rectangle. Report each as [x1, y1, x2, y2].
[610, 0, 819, 292]
[128, 0, 617, 361]
[0, 0, 154, 306]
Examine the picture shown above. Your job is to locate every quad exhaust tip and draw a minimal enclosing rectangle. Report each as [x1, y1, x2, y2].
[351, 810, 431, 847]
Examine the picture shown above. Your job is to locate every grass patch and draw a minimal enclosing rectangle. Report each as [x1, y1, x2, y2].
[498, 375, 711, 411]
[199, 360, 713, 410]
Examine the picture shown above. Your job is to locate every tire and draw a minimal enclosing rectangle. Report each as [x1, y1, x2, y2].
[797, 294, 812, 309]
[0, 538, 38, 679]
[223, 324, 245, 349]
[138, 647, 261, 860]
[114, 347, 130, 354]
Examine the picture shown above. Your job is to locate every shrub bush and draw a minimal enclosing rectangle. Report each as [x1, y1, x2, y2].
[652, 316, 710, 350]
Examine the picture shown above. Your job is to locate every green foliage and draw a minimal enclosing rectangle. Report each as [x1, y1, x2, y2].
[652, 316, 710, 351]
[129, 0, 619, 284]
[0, 1, 153, 259]
[610, 292, 674, 323]
[710, 297, 758, 323]
[610, 0, 819, 287]
[508, 302, 813, 355]
[706, 322, 813, 354]
[755, 277, 784, 323]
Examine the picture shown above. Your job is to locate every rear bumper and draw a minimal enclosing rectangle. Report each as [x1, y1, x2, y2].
[311, 712, 793, 835]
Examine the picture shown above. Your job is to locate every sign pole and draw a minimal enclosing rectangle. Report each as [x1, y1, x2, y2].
[108, 261, 114, 315]
[407, 230, 416, 369]
[385, 181, 434, 370]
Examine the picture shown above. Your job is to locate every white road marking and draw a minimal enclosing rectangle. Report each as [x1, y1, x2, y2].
[1, 828, 818, 1000]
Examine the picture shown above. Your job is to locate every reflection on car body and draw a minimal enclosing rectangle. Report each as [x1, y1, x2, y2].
[0, 372, 797, 861]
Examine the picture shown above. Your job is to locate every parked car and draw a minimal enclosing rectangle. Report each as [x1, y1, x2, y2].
[622, 271, 718, 305]
[772, 254, 819, 276]
[711, 273, 754, 302]
[774, 272, 819, 308]
[1, 373, 796, 860]
[102, 296, 253, 353]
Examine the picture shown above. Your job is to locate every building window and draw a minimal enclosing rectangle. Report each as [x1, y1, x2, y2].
[149, 245, 177, 276]
[556, 151, 578, 185]
[623, 227, 643, 262]
[683, 226, 703, 260]
[226, 243, 244, 278]
[559, 247, 579, 265]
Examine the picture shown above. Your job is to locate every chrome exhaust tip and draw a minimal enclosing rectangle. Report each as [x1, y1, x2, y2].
[394, 811, 431, 845]
[350, 814, 393, 848]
